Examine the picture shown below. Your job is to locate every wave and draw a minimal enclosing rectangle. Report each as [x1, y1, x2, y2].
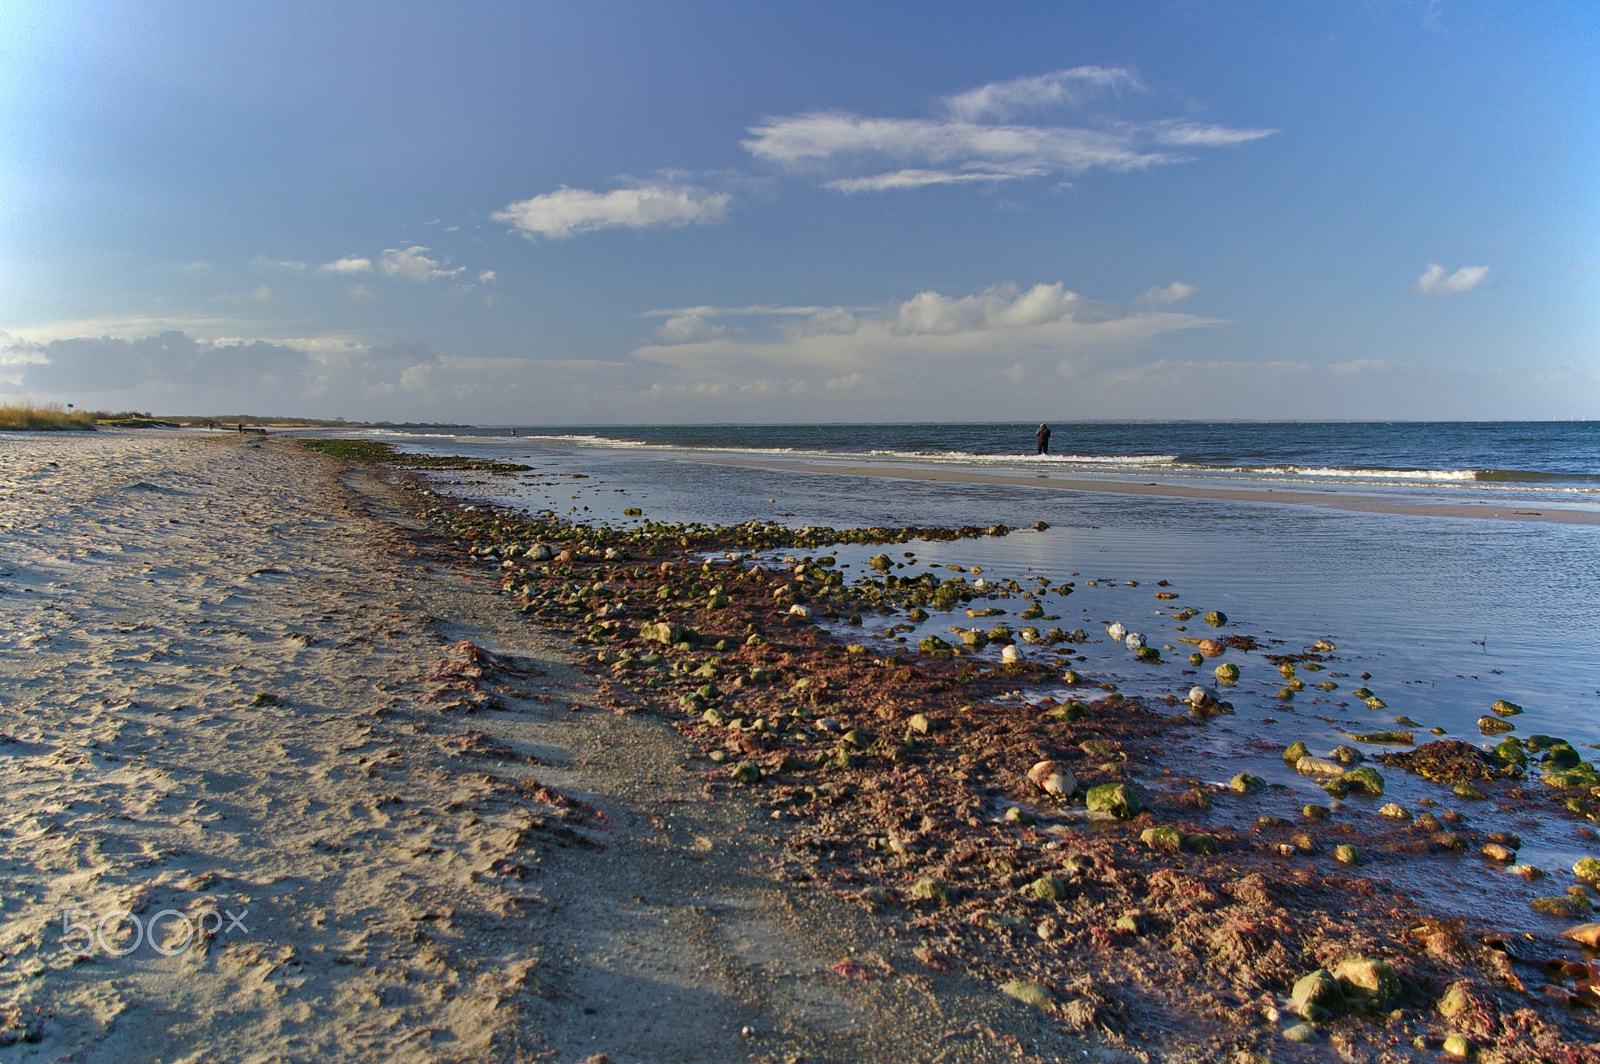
[1248, 464, 1479, 482]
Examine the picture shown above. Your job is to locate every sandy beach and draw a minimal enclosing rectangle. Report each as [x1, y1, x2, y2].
[0, 431, 1067, 1064]
[3, 429, 1599, 1064]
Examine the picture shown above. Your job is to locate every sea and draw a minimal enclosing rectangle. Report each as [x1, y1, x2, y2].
[322, 420, 1600, 919]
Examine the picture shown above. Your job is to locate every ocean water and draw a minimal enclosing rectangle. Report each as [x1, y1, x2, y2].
[386, 420, 1600, 504]
[329, 421, 1600, 914]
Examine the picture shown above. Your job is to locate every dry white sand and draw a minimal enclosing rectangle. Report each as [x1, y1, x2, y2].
[0, 430, 1082, 1064]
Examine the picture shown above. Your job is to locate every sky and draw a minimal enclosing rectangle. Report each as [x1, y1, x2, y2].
[1, 1, 1596, 423]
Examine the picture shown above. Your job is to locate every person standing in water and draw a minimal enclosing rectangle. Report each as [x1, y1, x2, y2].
[1036, 423, 1051, 455]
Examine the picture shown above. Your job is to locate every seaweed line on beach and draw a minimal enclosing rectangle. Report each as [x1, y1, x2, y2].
[338, 438, 1600, 1064]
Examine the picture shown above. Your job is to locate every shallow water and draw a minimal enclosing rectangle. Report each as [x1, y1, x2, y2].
[327, 426, 1600, 926]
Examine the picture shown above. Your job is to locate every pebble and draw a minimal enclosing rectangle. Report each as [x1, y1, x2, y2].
[1282, 1022, 1320, 1043]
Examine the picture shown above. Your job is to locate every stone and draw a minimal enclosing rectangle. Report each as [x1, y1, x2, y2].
[1531, 895, 1591, 918]
[1292, 969, 1344, 1017]
[1124, 632, 1145, 650]
[999, 981, 1052, 1008]
[1001, 644, 1023, 664]
[1333, 958, 1400, 1008]
[1141, 826, 1184, 853]
[1342, 766, 1385, 796]
[1106, 622, 1126, 641]
[1573, 857, 1600, 883]
[1282, 741, 1310, 763]
[1198, 638, 1226, 657]
[1437, 980, 1481, 1020]
[1490, 699, 1523, 717]
[1114, 913, 1142, 934]
[1442, 1033, 1474, 1060]
[639, 621, 689, 645]
[1560, 923, 1600, 947]
[730, 762, 761, 784]
[907, 713, 936, 735]
[1023, 876, 1068, 902]
[1329, 745, 1364, 765]
[1027, 760, 1076, 797]
[1296, 756, 1346, 778]
[908, 877, 950, 906]
[1335, 844, 1362, 865]
[1214, 663, 1240, 683]
[1003, 806, 1035, 827]
[1184, 833, 1218, 855]
[1230, 773, 1267, 795]
[1378, 803, 1411, 820]
[1204, 610, 1228, 627]
[1084, 783, 1142, 820]
[1480, 843, 1515, 862]
[1281, 1023, 1320, 1043]
[1477, 715, 1514, 735]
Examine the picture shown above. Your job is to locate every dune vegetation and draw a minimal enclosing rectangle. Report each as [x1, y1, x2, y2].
[0, 403, 98, 431]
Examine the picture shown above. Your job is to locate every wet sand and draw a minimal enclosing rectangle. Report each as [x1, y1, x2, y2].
[698, 456, 1600, 525]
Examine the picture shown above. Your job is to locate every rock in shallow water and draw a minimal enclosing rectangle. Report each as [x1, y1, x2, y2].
[1084, 783, 1142, 820]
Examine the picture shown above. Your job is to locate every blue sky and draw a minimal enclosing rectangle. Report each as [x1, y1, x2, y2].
[1, 1, 1595, 421]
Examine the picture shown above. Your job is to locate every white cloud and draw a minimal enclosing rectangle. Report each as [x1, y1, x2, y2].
[378, 245, 464, 282]
[1415, 262, 1491, 294]
[743, 70, 1274, 193]
[493, 184, 730, 240]
[941, 66, 1142, 122]
[632, 280, 1217, 392]
[888, 282, 1085, 335]
[322, 256, 373, 274]
[477, 269, 496, 283]
[1135, 281, 1197, 307]
[649, 314, 746, 346]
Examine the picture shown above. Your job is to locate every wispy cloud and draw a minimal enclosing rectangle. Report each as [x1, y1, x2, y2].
[941, 67, 1142, 122]
[321, 256, 373, 274]
[643, 303, 870, 318]
[494, 183, 730, 240]
[214, 284, 274, 304]
[743, 69, 1274, 194]
[1414, 262, 1490, 294]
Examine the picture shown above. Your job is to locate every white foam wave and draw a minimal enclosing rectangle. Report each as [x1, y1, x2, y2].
[1261, 465, 1478, 482]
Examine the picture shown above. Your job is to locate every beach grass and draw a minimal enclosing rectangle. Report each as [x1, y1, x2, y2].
[0, 403, 98, 431]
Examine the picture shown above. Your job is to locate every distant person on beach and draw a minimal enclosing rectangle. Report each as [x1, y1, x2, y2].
[1036, 423, 1051, 455]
